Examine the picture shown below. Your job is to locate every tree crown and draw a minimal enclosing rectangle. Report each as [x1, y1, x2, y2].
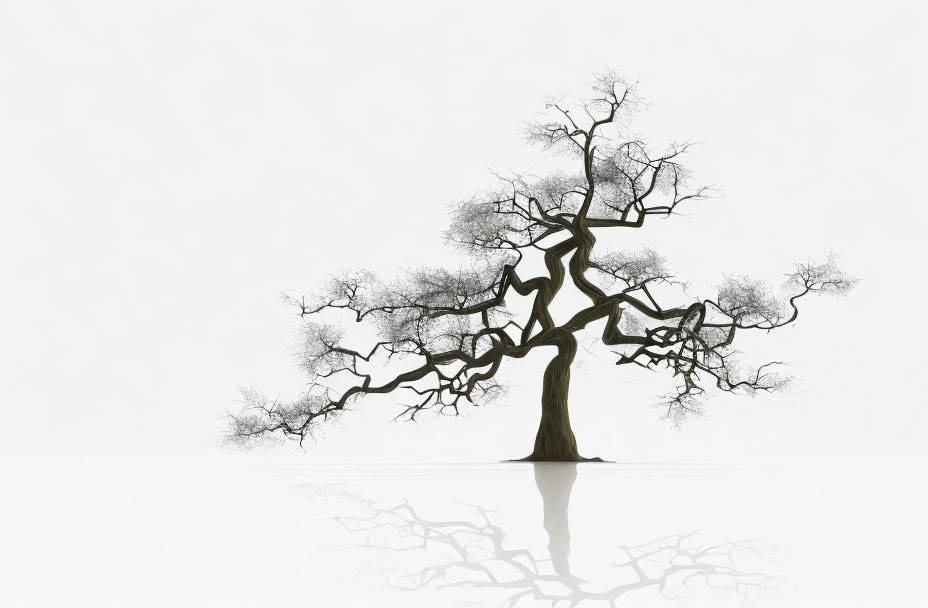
[226, 70, 856, 450]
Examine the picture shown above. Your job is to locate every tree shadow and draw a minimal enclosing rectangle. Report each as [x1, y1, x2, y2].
[324, 463, 779, 607]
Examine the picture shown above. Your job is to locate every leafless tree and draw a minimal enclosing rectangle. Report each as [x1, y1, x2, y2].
[226, 70, 857, 461]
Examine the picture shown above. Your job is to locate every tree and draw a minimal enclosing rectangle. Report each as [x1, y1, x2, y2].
[226, 70, 857, 461]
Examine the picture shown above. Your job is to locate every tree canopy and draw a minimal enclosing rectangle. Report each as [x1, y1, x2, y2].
[226, 70, 856, 460]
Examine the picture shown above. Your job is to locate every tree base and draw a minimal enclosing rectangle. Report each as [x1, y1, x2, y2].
[503, 455, 608, 463]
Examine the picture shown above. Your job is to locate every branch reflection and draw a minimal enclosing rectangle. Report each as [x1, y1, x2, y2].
[326, 464, 778, 607]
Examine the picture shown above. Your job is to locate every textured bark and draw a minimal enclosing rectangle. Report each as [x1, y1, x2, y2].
[510, 330, 601, 462]
[531, 331, 579, 460]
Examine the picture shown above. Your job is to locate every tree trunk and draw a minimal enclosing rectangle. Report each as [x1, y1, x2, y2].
[514, 330, 600, 462]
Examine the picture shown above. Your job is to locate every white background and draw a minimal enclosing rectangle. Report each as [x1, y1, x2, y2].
[2, 0, 925, 462]
[2, 3, 927, 606]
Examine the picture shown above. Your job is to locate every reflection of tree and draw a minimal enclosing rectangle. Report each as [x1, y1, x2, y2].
[333, 464, 778, 607]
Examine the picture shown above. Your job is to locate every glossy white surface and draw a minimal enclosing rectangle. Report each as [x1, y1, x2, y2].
[3, 453, 924, 607]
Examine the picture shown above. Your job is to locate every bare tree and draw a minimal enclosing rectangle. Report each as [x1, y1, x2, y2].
[226, 70, 857, 461]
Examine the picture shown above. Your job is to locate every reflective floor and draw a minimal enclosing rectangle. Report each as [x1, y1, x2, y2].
[2, 454, 924, 607]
